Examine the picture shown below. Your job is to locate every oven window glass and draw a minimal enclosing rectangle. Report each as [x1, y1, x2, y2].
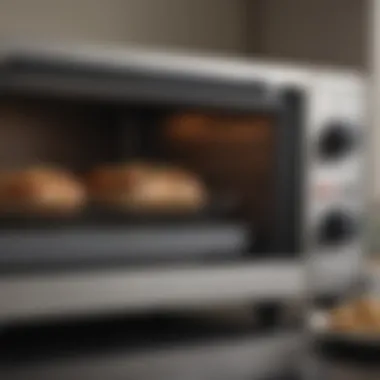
[0, 97, 279, 267]
[163, 112, 275, 240]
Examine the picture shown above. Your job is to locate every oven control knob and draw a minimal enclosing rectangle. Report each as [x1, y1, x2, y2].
[317, 211, 356, 245]
[318, 124, 356, 160]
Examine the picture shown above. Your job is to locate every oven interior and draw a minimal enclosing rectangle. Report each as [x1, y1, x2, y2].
[0, 90, 285, 270]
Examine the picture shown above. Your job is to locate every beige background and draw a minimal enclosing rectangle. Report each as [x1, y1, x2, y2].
[247, 0, 368, 69]
[0, 0, 368, 65]
[0, 0, 246, 53]
[0, 0, 366, 66]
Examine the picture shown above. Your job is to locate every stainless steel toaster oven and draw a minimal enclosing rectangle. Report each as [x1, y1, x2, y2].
[0, 44, 367, 320]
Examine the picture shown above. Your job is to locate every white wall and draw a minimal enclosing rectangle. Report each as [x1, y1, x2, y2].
[0, 0, 246, 54]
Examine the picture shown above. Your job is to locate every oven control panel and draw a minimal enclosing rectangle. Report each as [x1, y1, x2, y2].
[316, 209, 357, 246]
[317, 122, 358, 162]
[306, 72, 366, 295]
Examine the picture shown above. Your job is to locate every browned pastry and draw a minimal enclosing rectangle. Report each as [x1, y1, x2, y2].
[165, 113, 272, 144]
[328, 305, 357, 332]
[164, 113, 212, 143]
[0, 166, 86, 215]
[164, 113, 274, 226]
[86, 162, 150, 200]
[87, 162, 207, 213]
[328, 297, 380, 333]
[352, 297, 380, 330]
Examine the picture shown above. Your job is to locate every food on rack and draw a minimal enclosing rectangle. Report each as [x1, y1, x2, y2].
[328, 305, 357, 332]
[86, 162, 208, 213]
[164, 113, 211, 143]
[0, 166, 87, 215]
[328, 297, 380, 333]
[164, 113, 272, 144]
[164, 113, 274, 217]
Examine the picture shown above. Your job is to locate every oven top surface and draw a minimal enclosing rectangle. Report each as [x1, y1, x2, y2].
[0, 42, 365, 86]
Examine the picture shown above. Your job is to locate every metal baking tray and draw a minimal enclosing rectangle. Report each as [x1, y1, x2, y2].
[0, 214, 250, 272]
[0, 47, 271, 112]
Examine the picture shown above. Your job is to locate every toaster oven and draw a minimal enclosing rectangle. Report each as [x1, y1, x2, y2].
[0, 44, 368, 319]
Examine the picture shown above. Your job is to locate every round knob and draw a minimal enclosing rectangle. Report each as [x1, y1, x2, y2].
[317, 210, 356, 246]
[318, 124, 356, 160]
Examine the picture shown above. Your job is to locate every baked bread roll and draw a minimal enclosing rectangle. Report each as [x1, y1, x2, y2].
[0, 166, 86, 215]
[87, 163, 207, 213]
[328, 297, 380, 333]
[328, 305, 357, 332]
[352, 298, 380, 331]
[165, 113, 272, 144]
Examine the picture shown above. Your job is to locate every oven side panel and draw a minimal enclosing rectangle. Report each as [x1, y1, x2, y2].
[305, 72, 368, 297]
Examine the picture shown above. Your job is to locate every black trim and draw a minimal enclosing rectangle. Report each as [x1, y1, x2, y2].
[271, 88, 304, 254]
[314, 336, 380, 368]
[0, 55, 271, 111]
[0, 313, 289, 366]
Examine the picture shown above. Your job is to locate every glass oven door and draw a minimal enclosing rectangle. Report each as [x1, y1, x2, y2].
[0, 54, 303, 272]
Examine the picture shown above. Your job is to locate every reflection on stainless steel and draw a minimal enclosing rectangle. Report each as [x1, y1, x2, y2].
[0, 262, 303, 321]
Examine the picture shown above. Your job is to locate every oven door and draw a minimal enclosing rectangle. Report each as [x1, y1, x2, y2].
[0, 52, 304, 273]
